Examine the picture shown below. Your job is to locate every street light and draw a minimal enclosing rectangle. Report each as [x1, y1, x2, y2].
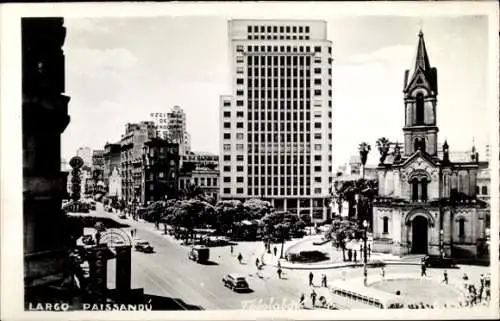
[363, 219, 368, 286]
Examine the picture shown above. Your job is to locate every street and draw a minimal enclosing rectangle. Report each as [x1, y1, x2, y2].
[99, 206, 489, 310]
[103, 208, 302, 310]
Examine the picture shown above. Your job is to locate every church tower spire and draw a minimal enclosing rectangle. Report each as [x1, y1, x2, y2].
[402, 31, 439, 158]
[415, 30, 431, 73]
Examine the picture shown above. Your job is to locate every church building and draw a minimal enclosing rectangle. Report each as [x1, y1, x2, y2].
[372, 31, 489, 259]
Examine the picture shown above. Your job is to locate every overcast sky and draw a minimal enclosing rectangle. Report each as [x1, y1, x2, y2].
[61, 15, 490, 167]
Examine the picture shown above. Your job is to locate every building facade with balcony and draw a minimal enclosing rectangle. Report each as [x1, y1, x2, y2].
[372, 32, 488, 259]
[120, 122, 157, 204]
[141, 138, 180, 204]
[179, 168, 220, 201]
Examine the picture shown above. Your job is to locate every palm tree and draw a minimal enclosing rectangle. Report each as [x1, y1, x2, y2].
[358, 142, 371, 180]
[181, 182, 203, 200]
[376, 137, 391, 165]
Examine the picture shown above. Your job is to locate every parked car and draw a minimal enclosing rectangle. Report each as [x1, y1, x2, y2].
[135, 239, 154, 253]
[423, 255, 456, 268]
[222, 274, 250, 292]
[118, 213, 126, 219]
[81, 235, 94, 246]
[188, 246, 210, 263]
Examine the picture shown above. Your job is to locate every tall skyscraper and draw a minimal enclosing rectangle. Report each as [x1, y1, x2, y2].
[166, 105, 191, 155]
[219, 20, 334, 221]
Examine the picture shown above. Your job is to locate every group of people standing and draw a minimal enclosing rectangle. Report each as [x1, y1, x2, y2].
[337, 242, 372, 262]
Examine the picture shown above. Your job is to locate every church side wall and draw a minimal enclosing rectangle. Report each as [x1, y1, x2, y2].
[372, 206, 394, 254]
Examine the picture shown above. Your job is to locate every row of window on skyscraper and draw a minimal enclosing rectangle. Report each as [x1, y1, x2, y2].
[247, 25, 310, 34]
[239, 45, 331, 55]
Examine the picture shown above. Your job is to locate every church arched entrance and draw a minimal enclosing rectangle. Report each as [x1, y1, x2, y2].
[411, 215, 428, 254]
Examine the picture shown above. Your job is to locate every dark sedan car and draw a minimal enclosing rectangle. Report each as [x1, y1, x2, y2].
[135, 240, 154, 253]
[222, 274, 250, 292]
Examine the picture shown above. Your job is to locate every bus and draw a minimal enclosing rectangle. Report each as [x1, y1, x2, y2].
[329, 280, 407, 309]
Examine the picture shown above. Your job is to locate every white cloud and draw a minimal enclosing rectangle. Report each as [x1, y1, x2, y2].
[65, 47, 138, 81]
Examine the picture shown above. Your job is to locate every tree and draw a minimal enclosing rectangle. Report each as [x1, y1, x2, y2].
[261, 211, 302, 258]
[170, 199, 212, 243]
[243, 198, 274, 220]
[181, 182, 203, 200]
[358, 142, 371, 180]
[145, 201, 165, 228]
[376, 137, 391, 165]
[214, 200, 244, 236]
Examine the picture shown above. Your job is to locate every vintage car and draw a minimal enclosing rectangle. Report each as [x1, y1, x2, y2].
[188, 246, 210, 263]
[222, 274, 250, 292]
[423, 255, 456, 268]
[134, 239, 154, 253]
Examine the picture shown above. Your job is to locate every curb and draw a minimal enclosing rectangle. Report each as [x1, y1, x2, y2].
[277, 260, 421, 270]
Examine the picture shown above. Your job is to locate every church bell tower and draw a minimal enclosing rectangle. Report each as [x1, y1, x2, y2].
[402, 31, 439, 157]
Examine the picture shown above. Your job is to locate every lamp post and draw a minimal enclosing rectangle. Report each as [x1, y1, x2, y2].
[439, 229, 444, 258]
[363, 219, 368, 286]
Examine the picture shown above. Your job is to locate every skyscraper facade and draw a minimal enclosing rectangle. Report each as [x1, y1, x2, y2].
[220, 20, 334, 221]
[166, 105, 191, 155]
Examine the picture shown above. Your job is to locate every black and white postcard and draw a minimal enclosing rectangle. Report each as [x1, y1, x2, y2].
[1, 1, 499, 320]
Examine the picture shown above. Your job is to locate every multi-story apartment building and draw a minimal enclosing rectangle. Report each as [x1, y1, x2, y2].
[142, 138, 180, 204]
[103, 142, 121, 191]
[179, 168, 220, 201]
[120, 121, 157, 204]
[219, 20, 334, 221]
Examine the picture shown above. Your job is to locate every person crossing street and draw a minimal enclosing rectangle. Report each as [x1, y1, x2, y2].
[309, 272, 314, 286]
[420, 261, 427, 277]
[442, 270, 448, 284]
[237, 252, 243, 264]
[310, 290, 317, 308]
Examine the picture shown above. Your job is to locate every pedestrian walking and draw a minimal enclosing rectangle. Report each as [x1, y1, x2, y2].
[310, 290, 317, 308]
[479, 274, 485, 289]
[309, 272, 314, 286]
[130, 229, 134, 237]
[255, 257, 260, 268]
[273, 246, 278, 256]
[353, 250, 357, 262]
[277, 268, 282, 279]
[462, 273, 469, 290]
[299, 293, 305, 308]
[368, 244, 371, 258]
[277, 261, 281, 269]
[442, 270, 448, 284]
[230, 245, 234, 255]
[348, 249, 352, 262]
[322, 274, 327, 287]
[420, 263, 427, 277]
[381, 267, 385, 279]
[360, 244, 363, 258]
[237, 253, 243, 264]
[485, 287, 490, 301]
